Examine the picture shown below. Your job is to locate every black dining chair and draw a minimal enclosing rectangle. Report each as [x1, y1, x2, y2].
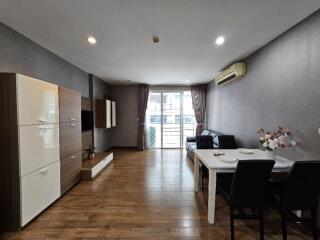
[218, 135, 238, 149]
[216, 135, 238, 190]
[196, 135, 213, 192]
[270, 161, 320, 240]
[218, 160, 275, 240]
[196, 135, 214, 149]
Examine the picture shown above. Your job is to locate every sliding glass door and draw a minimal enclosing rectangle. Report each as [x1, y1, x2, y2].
[162, 92, 181, 148]
[146, 90, 196, 149]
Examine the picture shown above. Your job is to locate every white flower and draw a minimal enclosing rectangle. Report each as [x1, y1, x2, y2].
[268, 140, 276, 150]
[278, 135, 285, 141]
[265, 134, 271, 139]
[269, 143, 275, 150]
[274, 138, 280, 143]
[263, 142, 269, 148]
[259, 137, 265, 141]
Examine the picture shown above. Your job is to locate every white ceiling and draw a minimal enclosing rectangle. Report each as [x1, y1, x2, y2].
[0, 0, 319, 85]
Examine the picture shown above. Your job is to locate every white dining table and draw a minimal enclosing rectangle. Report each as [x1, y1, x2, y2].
[193, 148, 293, 224]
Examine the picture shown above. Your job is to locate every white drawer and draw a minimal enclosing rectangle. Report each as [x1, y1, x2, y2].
[19, 124, 60, 176]
[20, 161, 61, 227]
[17, 74, 59, 126]
[91, 153, 113, 178]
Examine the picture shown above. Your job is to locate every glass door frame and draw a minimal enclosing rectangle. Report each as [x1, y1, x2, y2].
[148, 89, 186, 149]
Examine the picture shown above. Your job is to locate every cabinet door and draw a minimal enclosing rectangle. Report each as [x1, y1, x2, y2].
[95, 99, 112, 128]
[19, 124, 60, 176]
[111, 101, 116, 127]
[60, 151, 82, 195]
[20, 161, 60, 227]
[106, 100, 111, 128]
[59, 87, 81, 123]
[59, 122, 81, 159]
[17, 74, 59, 125]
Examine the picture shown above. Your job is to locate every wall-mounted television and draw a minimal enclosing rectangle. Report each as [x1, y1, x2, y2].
[81, 111, 93, 131]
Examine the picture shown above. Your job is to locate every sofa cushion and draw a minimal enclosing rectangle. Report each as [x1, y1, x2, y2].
[186, 136, 196, 142]
[201, 130, 211, 136]
[186, 142, 197, 153]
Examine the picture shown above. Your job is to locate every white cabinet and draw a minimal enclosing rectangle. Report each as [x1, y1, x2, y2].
[82, 152, 113, 180]
[19, 124, 60, 176]
[91, 152, 113, 178]
[0, 73, 61, 231]
[16, 74, 61, 227]
[17, 74, 59, 125]
[20, 161, 60, 226]
[106, 100, 111, 128]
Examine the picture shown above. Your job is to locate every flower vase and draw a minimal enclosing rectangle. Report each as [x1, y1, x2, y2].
[265, 150, 275, 160]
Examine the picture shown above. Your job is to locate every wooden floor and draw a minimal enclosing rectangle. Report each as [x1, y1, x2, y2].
[2, 149, 313, 239]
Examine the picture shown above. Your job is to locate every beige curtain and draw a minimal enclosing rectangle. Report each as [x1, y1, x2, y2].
[191, 85, 207, 136]
[137, 84, 149, 151]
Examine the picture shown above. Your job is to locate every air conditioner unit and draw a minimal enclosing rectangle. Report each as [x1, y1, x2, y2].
[215, 63, 246, 85]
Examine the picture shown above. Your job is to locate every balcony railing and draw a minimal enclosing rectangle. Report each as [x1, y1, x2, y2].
[147, 123, 196, 148]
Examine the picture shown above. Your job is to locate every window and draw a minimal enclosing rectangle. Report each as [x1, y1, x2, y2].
[146, 90, 196, 148]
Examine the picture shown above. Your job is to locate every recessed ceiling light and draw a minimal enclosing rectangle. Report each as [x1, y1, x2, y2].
[186, 79, 190, 82]
[88, 36, 97, 45]
[215, 36, 225, 46]
[153, 36, 160, 43]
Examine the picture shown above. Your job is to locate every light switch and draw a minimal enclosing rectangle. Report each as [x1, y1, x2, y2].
[318, 128, 320, 135]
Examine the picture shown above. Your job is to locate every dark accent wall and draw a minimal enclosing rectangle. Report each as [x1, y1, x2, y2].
[90, 74, 112, 152]
[0, 22, 89, 97]
[110, 85, 139, 148]
[206, 10, 320, 161]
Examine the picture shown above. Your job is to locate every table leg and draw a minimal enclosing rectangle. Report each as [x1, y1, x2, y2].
[194, 155, 200, 192]
[208, 168, 217, 224]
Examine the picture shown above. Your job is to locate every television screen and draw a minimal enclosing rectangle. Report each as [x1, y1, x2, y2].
[81, 111, 93, 131]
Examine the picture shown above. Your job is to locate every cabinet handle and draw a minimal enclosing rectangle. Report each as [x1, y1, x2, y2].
[39, 119, 48, 123]
[69, 155, 76, 159]
[40, 167, 48, 174]
[38, 126, 54, 130]
[69, 118, 76, 122]
[69, 123, 76, 127]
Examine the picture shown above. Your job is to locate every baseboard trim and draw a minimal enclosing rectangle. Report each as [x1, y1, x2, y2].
[110, 146, 138, 150]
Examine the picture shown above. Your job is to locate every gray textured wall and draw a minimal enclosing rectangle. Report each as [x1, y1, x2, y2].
[206, 10, 320, 160]
[110, 85, 139, 148]
[91, 75, 112, 152]
[0, 22, 89, 97]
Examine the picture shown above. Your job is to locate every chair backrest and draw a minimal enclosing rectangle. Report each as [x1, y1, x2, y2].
[282, 161, 320, 210]
[230, 160, 275, 208]
[218, 135, 237, 149]
[196, 135, 214, 149]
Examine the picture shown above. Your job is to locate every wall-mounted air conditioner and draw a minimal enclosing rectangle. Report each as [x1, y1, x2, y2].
[215, 63, 246, 85]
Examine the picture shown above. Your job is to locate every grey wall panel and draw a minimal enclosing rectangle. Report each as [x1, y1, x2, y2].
[0, 22, 89, 97]
[206, 10, 320, 160]
[91, 75, 112, 152]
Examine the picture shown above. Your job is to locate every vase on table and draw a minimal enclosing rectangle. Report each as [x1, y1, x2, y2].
[265, 149, 275, 160]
